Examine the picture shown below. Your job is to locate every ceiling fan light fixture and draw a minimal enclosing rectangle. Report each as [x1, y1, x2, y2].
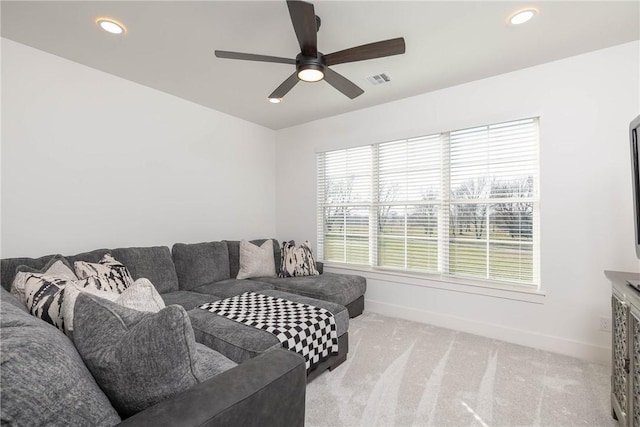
[507, 8, 537, 25]
[297, 66, 324, 82]
[96, 17, 127, 34]
[214, 0, 405, 101]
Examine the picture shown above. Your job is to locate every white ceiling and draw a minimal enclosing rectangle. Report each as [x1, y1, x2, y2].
[2, 1, 639, 130]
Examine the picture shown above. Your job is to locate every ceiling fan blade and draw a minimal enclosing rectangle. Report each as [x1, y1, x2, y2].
[287, 0, 318, 57]
[215, 50, 295, 65]
[324, 68, 364, 99]
[324, 37, 406, 66]
[269, 72, 300, 99]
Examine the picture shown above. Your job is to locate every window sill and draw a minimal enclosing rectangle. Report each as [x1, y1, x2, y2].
[322, 262, 546, 304]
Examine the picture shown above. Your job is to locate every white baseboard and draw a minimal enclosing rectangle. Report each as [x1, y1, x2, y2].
[365, 298, 611, 365]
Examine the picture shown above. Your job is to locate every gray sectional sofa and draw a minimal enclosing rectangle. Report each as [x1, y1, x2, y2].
[1, 238, 366, 426]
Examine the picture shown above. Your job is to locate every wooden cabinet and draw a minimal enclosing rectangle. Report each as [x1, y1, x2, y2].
[607, 270, 640, 427]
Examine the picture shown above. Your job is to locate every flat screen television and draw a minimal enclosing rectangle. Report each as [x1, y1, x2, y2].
[631, 114, 640, 259]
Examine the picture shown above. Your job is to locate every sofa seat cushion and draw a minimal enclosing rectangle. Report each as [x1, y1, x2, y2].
[188, 290, 349, 364]
[0, 288, 121, 426]
[251, 272, 366, 307]
[161, 290, 221, 311]
[192, 279, 275, 299]
[189, 308, 281, 364]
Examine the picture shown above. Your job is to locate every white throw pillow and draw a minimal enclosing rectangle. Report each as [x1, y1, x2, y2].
[62, 278, 165, 335]
[236, 240, 276, 279]
[112, 278, 165, 313]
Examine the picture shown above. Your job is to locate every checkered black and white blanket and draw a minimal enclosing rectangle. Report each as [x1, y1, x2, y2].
[199, 292, 339, 370]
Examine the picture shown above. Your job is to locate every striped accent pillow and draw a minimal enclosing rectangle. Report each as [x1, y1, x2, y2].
[20, 273, 111, 331]
[74, 254, 134, 293]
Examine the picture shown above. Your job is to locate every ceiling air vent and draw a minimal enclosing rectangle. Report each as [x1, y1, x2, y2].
[366, 72, 391, 85]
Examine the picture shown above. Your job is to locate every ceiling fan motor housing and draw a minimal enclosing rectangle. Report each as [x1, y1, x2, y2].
[296, 52, 326, 81]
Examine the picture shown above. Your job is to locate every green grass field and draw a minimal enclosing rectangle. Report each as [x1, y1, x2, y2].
[324, 233, 533, 283]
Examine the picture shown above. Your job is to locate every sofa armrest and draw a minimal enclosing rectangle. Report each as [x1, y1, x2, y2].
[315, 261, 324, 274]
[117, 348, 306, 427]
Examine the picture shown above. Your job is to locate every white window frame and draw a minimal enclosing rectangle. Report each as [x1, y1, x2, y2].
[317, 117, 540, 290]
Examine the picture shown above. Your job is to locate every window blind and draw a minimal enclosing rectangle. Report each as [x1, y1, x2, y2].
[317, 117, 539, 287]
[448, 118, 538, 284]
[317, 146, 372, 264]
[377, 135, 442, 272]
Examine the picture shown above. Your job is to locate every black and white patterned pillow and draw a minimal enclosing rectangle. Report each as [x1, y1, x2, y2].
[11, 255, 77, 307]
[20, 273, 114, 331]
[279, 240, 320, 278]
[21, 273, 67, 330]
[74, 254, 134, 293]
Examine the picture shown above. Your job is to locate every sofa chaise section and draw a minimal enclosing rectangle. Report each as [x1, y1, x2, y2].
[226, 239, 366, 316]
[251, 273, 366, 318]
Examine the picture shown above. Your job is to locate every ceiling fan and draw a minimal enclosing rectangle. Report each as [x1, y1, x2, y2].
[214, 0, 406, 102]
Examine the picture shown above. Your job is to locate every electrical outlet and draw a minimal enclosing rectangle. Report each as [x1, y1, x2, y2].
[600, 316, 612, 332]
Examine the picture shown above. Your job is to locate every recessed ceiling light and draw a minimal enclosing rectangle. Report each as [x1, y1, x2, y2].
[268, 97, 282, 104]
[96, 17, 127, 35]
[507, 8, 538, 26]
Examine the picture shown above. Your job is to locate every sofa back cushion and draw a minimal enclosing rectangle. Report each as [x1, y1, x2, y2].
[0, 287, 121, 426]
[2, 257, 46, 291]
[1, 249, 108, 293]
[172, 241, 230, 290]
[225, 239, 281, 279]
[110, 246, 179, 293]
[10, 254, 77, 306]
[2, 247, 179, 295]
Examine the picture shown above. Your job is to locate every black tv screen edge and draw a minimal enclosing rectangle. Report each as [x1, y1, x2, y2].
[631, 114, 640, 259]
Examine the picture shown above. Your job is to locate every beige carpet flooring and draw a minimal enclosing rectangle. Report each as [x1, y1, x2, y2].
[305, 312, 614, 427]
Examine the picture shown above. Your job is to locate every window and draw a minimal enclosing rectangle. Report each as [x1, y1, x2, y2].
[317, 146, 372, 264]
[317, 118, 539, 287]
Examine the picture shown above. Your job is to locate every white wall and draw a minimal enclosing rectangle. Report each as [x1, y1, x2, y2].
[275, 41, 640, 362]
[1, 39, 277, 257]
[3, 36, 638, 362]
